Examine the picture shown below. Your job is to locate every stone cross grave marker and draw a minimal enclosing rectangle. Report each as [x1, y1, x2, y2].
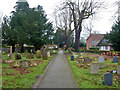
[20, 60, 30, 68]
[47, 52, 50, 57]
[98, 57, 104, 63]
[113, 56, 118, 63]
[90, 63, 99, 74]
[10, 46, 12, 59]
[117, 65, 120, 74]
[104, 72, 113, 86]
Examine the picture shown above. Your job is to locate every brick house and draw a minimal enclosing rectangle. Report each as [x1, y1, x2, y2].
[86, 34, 104, 50]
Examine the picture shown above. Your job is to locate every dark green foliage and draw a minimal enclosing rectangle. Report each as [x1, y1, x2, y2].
[89, 47, 99, 50]
[105, 21, 120, 51]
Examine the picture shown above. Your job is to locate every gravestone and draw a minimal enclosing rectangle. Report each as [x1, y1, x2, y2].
[20, 60, 30, 68]
[90, 63, 99, 74]
[15, 53, 21, 60]
[117, 65, 120, 74]
[71, 56, 74, 61]
[10, 46, 12, 59]
[98, 62, 105, 69]
[47, 52, 50, 57]
[98, 57, 104, 63]
[113, 56, 118, 63]
[36, 50, 41, 58]
[74, 55, 78, 58]
[53, 50, 55, 53]
[104, 72, 113, 86]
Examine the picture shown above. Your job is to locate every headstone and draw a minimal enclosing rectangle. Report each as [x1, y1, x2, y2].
[71, 56, 74, 61]
[10, 46, 12, 59]
[117, 65, 120, 74]
[36, 50, 41, 58]
[104, 72, 113, 86]
[98, 57, 104, 63]
[15, 53, 21, 60]
[98, 62, 105, 69]
[90, 63, 99, 74]
[74, 55, 78, 58]
[53, 50, 55, 53]
[113, 56, 118, 63]
[20, 60, 30, 68]
[41, 48, 44, 57]
[47, 52, 50, 57]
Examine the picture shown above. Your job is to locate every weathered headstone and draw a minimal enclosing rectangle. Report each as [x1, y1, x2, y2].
[20, 60, 30, 68]
[104, 72, 113, 86]
[90, 63, 99, 74]
[113, 56, 118, 63]
[98, 57, 104, 63]
[117, 65, 120, 74]
[36, 50, 41, 58]
[15, 53, 21, 60]
[10, 46, 12, 59]
[47, 52, 50, 57]
[71, 56, 74, 61]
[98, 62, 105, 69]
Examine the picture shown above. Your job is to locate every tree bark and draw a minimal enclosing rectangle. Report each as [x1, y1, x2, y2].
[20, 44, 24, 53]
[65, 35, 70, 51]
[12, 44, 15, 53]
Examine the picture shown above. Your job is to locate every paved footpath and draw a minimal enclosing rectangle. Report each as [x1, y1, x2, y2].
[39, 50, 77, 88]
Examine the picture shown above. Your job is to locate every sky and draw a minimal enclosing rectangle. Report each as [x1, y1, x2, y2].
[0, 0, 118, 37]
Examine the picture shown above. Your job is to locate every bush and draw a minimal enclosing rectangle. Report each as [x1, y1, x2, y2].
[89, 47, 99, 50]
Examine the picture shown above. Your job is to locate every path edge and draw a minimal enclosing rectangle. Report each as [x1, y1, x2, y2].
[63, 53, 79, 88]
[31, 54, 57, 88]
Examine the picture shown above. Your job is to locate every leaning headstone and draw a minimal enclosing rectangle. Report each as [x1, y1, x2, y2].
[71, 56, 74, 61]
[98, 62, 105, 69]
[20, 60, 30, 68]
[104, 72, 113, 86]
[47, 52, 50, 57]
[90, 63, 99, 74]
[15, 53, 21, 60]
[117, 65, 120, 74]
[10, 46, 12, 59]
[98, 57, 104, 63]
[113, 56, 118, 63]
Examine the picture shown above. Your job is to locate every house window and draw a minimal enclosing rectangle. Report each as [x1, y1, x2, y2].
[105, 46, 108, 50]
[92, 40, 94, 45]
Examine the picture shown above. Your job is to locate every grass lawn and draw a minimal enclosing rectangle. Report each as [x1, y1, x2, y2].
[2, 53, 56, 88]
[65, 52, 119, 88]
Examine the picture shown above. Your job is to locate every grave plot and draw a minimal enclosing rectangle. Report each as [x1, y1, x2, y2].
[65, 52, 119, 88]
[2, 50, 56, 88]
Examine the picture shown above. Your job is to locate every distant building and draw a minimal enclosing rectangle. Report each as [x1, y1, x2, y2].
[86, 34, 113, 51]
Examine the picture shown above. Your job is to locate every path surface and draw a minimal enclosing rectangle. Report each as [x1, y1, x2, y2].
[39, 50, 77, 88]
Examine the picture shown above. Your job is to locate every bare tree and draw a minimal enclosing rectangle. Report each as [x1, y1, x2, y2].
[61, 0, 105, 52]
[53, 5, 74, 50]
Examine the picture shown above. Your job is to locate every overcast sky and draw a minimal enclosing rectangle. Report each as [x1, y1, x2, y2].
[0, 0, 118, 36]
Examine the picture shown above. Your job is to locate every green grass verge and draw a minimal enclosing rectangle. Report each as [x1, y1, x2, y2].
[65, 53, 118, 88]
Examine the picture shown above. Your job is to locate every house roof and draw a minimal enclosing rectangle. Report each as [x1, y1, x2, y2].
[86, 34, 105, 41]
[97, 38, 113, 46]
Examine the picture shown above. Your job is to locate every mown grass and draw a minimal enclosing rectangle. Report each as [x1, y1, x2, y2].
[65, 53, 119, 88]
[2, 53, 55, 88]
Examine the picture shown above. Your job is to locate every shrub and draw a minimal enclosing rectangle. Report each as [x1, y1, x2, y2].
[89, 47, 99, 50]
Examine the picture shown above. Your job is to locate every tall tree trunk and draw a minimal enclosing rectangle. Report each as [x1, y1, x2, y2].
[74, 23, 82, 52]
[20, 44, 24, 53]
[12, 44, 15, 53]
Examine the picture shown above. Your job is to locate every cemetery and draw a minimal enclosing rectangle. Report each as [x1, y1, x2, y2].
[64, 51, 120, 88]
[2, 46, 58, 88]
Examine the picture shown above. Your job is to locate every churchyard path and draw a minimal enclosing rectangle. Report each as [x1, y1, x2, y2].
[39, 50, 77, 88]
